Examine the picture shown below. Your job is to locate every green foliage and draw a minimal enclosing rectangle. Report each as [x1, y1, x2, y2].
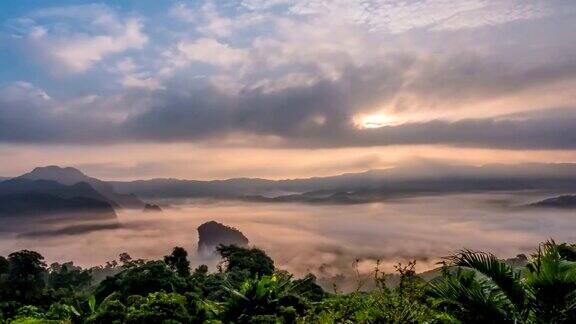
[125, 292, 192, 323]
[47, 262, 92, 290]
[15, 305, 44, 319]
[217, 245, 275, 284]
[305, 261, 436, 323]
[0, 256, 8, 274]
[222, 273, 307, 323]
[6, 250, 47, 303]
[87, 295, 96, 314]
[85, 299, 127, 324]
[2, 241, 576, 323]
[524, 241, 576, 322]
[93, 260, 186, 302]
[45, 303, 80, 320]
[430, 240, 576, 323]
[428, 269, 515, 323]
[164, 247, 191, 277]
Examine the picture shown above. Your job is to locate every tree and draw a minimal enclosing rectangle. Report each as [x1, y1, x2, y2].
[524, 241, 576, 322]
[47, 262, 92, 290]
[222, 274, 308, 323]
[428, 268, 516, 323]
[125, 292, 192, 323]
[428, 240, 576, 323]
[164, 246, 191, 277]
[118, 252, 132, 265]
[85, 299, 127, 324]
[93, 260, 185, 302]
[217, 245, 274, 285]
[0, 256, 8, 274]
[6, 250, 47, 302]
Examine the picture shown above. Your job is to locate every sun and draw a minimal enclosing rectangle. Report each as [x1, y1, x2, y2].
[356, 114, 399, 129]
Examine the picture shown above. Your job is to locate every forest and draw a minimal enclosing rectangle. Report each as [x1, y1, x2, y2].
[1, 240, 575, 323]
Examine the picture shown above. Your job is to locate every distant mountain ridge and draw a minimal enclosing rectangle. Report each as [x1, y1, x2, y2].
[19, 166, 144, 208]
[4, 162, 576, 205]
[109, 162, 576, 203]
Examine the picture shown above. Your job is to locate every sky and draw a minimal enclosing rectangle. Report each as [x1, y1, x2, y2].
[1, 0, 576, 180]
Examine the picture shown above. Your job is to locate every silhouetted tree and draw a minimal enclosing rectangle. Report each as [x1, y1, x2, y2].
[217, 245, 274, 284]
[7, 250, 47, 301]
[94, 260, 185, 302]
[118, 252, 132, 265]
[164, 247, 191, 277]
[0, 256, 8, 274]
[47, 262, 92, 290]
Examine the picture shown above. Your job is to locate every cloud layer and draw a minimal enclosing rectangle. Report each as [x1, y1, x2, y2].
[1, 0, 575, 150]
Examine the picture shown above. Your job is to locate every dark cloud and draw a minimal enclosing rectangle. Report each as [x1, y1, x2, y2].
[293, 108, 576, 149]
[1, 36, 576, 150]
[1, 0, 576, 151]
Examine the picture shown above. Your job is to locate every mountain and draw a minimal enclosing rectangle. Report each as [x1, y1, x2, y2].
[197, 221, 249, 256]
[0, 177, 116, 221]
[0, 178, 110, 202]
[0, 192, 117, 219]
[0, 176, 9, 182]
[19, 166, 144, 208]
[110, 162, 576, 203]
[110, 177, 278, 199]
[529, 195, 576, 209]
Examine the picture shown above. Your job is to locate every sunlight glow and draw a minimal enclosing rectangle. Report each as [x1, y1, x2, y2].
[356, 114, 399, 129]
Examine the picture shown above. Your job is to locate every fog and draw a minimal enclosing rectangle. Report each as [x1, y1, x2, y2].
[1, 192, 575, 290]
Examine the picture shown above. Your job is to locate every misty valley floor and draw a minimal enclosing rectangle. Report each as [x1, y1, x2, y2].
[1, 191, 575, 290]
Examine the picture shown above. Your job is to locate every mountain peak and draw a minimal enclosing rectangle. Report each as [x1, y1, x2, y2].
[18, 166, 145, 209]
[197, 221, 249, 256]
[21, 166, 89, 186]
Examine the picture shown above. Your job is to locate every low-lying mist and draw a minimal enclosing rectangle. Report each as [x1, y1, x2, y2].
[1, 192, 575, 290]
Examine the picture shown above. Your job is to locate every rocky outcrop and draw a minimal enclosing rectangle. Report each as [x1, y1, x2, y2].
[143, 203, 162, 212]
[197, 221, 249, 256]
[530, 195, 576, 209]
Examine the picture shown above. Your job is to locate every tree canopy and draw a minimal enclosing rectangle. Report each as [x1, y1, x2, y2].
[1, 241, 576, 323]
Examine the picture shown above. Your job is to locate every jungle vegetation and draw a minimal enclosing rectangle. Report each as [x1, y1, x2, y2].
[1, 241, 576, 323]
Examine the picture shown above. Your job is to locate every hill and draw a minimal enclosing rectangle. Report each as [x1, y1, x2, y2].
[0, 178, 110, 202]
[530, 195, 576, 209]
[197, 221, 249, 256]
[0, 192, 117, 219]
[19, 166, 145, 208]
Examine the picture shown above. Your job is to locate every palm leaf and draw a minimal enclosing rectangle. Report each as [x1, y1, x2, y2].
[428, 270, 512, 322]
[448, 249, 527, 314]
[88, 295, 96, 314]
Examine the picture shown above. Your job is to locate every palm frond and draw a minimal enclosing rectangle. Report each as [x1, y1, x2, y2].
[428, 270, 513, 322]
[447, 249, 527, 313]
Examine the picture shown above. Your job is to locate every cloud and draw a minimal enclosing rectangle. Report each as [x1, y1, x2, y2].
[12, 4, 147, 74]
[278, 0, 554, 33]
[172, 38, 248, 69]
[0, 82, 122, 143]
[1, 0, 576, 152]
[170, 1, 268, 38]
[2, 45, 576, 151]
[300, 108, 576, 149]
[3, 192, 576, 290]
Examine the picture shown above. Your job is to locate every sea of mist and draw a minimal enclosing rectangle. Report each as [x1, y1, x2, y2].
[1, 191, 575, 290]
